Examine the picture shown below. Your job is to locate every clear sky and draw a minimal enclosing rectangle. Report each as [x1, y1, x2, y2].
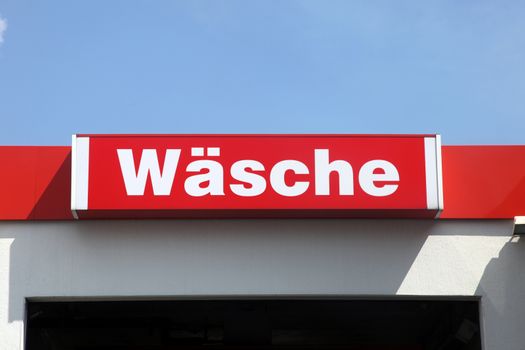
[0, 1, 524, 145]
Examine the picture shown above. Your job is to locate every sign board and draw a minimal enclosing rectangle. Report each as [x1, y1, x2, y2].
[71, 135, 443, 219]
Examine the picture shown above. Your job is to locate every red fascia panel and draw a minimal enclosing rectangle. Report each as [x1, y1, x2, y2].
[0, 144, 524, 220]
[440, 145, 525, 219]
[0, 146, 73, 220]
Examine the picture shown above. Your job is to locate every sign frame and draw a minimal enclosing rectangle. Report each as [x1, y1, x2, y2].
[71, 134, 443, 219]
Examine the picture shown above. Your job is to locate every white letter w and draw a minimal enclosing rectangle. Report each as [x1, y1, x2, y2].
[117, 149, 181, 196]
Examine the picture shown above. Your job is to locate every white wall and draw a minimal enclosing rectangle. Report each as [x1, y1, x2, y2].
[0, 219, 523, 349]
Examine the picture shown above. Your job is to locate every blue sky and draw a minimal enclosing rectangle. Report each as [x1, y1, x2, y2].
[0, 1, 524, 145]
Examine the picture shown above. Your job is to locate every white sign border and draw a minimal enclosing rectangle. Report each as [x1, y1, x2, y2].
[71, 135, 90, 219]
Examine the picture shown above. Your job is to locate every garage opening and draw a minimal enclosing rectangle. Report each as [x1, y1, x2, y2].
[26, 299, 482, 350]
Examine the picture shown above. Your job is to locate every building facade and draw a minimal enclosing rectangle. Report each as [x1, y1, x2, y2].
[1, 135, 524, 350]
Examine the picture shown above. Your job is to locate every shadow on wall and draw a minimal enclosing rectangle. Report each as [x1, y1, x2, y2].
[1, 219, 439, 323]
[475, 233, 525, 349]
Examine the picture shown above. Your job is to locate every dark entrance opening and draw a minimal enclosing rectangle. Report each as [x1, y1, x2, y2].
[26, 298, 482, 350]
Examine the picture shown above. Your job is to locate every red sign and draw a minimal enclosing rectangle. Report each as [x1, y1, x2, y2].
[71, 135, 443, 219]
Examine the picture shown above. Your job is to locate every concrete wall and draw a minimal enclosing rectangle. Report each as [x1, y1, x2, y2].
[0, 219, 523, 349]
